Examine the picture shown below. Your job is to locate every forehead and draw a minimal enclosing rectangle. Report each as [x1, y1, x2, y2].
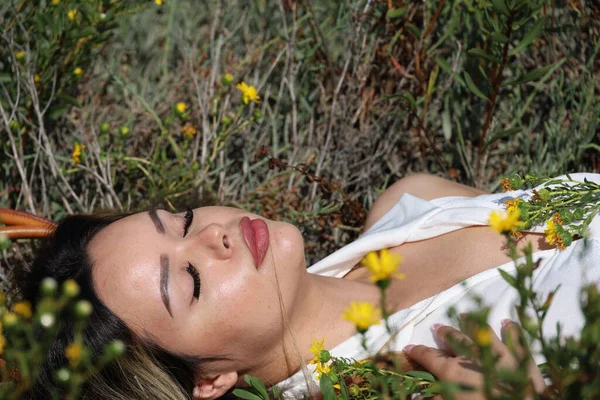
[88, 212, 166, 330]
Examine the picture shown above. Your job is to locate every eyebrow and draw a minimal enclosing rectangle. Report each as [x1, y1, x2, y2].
[160, 254, 173, 318]
[149, 209, 165, 234]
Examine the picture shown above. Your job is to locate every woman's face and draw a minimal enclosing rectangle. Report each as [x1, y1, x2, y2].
[89, 206, 307, 374]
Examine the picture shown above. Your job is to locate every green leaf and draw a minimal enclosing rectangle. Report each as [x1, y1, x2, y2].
[498, 269, 518, 288]
[319, 374, 337, 400]
[463, 72, 489, 101]
[405, 370, 436, 381]
[405, 23, 421, 39]
[247, 376, 269, 399]
[232, 389, 263, 400]
[386, 7, 407, 20]
[491, 0, 510, 16]
[484, 127, 522, 149]
[0, 73, 12, 83]
[504, 64, 555, 86]
[382, 92, 416, 110]
[48, 104, 71, 120]
[510, 17, 545, 56]
[468, 48, 501, 64]
[57, 94, 81, 108]
[491, 31, 509, 43]
[442, 108, 452, 140]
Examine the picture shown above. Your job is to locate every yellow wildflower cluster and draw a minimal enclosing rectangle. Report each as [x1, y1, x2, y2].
[475, 327, 492, 346]
[361, 249, 405, 283]
[175, 102, 187, 114]
[489, 208, 525, 236]
[72, 143, 85, 165]
[504, 198, 522, 215]
[236, 82, 260, 105]
[544, 220, 566, 250]
[342, 301, 381, 332]
[67, 9, 78, 21]
[182, 123, 197, 137]
[13, 301, 32, 319]
[65, 342, 82, 367]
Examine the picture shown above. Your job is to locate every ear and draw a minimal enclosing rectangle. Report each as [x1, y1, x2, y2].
[192, 371, 238, 400]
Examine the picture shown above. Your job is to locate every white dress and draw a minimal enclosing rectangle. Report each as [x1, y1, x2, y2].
[275, 173, 600, 398]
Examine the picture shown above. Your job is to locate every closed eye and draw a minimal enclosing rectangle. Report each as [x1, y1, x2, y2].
[182, 208, 194, 237]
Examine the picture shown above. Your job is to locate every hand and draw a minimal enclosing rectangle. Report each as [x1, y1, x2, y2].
[403, 319, 547, 400]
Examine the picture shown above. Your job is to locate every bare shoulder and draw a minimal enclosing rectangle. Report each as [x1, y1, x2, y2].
[363, 174, 488, 232]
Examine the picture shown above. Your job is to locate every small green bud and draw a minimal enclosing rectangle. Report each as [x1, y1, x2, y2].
[349, 384, 360, 396]
[62, 279, 80, 298]
[55, 368, 71, 385]
[105, 340, 126, 359]
[41, 277, 58, 297]
[191, 161, 200, 171]
[74, 300, 93, 319]
[3, 312, 18, 328]
[559, 211, 573, 225]
[39, 312, 55, 329]
[100, 122, 111, 134]
[573, 209, 585, 220]
[9, 120, 20, 132]
[318, 350, 331, 363]
[221, 116, 232, 127]
[508, 174, 523, 190]
[537, 188, 551, 202]
[253, 109, 262, 121]
[119, 126, 130, 137]
[221, 73, 234, 86]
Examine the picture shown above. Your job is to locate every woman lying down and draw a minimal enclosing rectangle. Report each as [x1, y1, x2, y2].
[15, 172, 600, 399]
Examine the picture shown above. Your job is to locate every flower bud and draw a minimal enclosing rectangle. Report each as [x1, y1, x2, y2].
[221, 116, 232, 127]
[39, 312, 55, 329]
[221, 73, 234, 86]
[62, 279, 80, 298]
[9, 120, 20, 132]
[119, 126, 130, 137]
[508, 174, 523, 190]
[99, 123, 111, 134]
[3, 312, 18, 328]
[253, 109, 262, 121]
[105, 340, 126, 359]
[191, 161, 200, 171]
[41, 277, 58, 297]
[55, 368, 71, 385]
[318, 350, 331, 363]
[537, 188, 551, 202]
[74, 300, 93, 319]
[573, 209, 584, 220]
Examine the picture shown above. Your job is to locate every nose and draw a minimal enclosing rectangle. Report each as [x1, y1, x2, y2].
[186, 223, 231, 260]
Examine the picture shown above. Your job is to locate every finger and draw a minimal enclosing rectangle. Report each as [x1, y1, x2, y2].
[403, 344, 454, 379]
[501, 320, 547, 394]
[432, 324, 475, 357]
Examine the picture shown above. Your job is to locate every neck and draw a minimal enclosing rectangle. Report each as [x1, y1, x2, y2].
[247, 270, 380, 387]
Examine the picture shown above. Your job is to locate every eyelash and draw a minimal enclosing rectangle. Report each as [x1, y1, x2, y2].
[183, 208, 194, 237]
[182, 208, 200, 300]
[187, 263, 201, 300]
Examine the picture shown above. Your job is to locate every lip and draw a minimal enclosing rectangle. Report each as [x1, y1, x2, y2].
[240, 217, 269, 269]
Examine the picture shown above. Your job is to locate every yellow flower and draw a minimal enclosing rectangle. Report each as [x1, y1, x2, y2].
[15, 51, 25, 61]
[504, 198, 522, 215]
[544, 220, 565, 250]
[309, 338, 325, 365]
[236, 82, 261, 105]
[155, 0, 163, 4]
[314, 362, 331, 380]
[3, 312, 17, 327]
[13, 301, 32, 319]
[488, 208, 525, 235]
[67, 9, 78, 21]
[361, 249, 405, 283]
[51, 0, 60, 4]
[175, 102, 187, 114]
[73, 67, 83, 76]
[65, 342, 82, 367]
[0, 335, 5, 355]
[72, 143, 85, 165]
[181, 123, 197, 137]
[34, 75, 41, 83]
[475, 327, 492, 346]
[342, 301, 381, 332]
